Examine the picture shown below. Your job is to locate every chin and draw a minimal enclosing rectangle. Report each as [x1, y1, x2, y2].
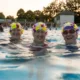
[66, 41, 73, 44]
[39, 41, 43, 43]
[38, 40, 44, 43]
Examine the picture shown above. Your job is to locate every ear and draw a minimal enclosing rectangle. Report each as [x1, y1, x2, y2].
[32, 32, 35, 37]
[76, 32, 78, 38]
[45, 32, 47, 35]
[10, 29, 12, 33]
[62, 32, 63, 36]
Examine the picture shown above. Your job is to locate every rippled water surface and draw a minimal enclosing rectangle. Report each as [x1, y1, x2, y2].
[0, 28, 80, 80]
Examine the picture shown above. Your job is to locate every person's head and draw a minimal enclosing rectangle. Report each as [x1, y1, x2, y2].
[62, 22, 79, 45]
[10, 22, 24, 40]
[32, 22, 47, 44]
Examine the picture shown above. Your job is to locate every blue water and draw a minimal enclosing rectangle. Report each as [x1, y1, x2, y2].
[0, 28, 80, 80]
[62, 73, 80, 80]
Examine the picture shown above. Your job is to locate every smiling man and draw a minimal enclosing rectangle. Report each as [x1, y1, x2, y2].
[62, 22, 79, 45]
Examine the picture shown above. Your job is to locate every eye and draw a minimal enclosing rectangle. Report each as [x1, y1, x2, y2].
[62, 31, 68, 34]
[69, 29, 75, 33]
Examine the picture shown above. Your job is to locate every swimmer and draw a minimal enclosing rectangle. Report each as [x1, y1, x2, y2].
[30, 22, 48, 55]
[10, 22, 24, 43]
[62, 22, 79, 45]
[62, 22, 79, 51]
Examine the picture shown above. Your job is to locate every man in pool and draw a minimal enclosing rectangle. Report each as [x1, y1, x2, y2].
[62, 22, 79, 51]
[30, 22, 48, 55]
[10, 22, 24, 43]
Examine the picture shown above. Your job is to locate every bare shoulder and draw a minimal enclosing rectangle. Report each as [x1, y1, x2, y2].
[77, 44, 80, 48]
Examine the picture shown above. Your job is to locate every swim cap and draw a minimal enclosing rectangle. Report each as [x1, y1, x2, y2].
[62, 22, 79, 32]
[32, 22, 47, 32]
[10, 22, 24, 34]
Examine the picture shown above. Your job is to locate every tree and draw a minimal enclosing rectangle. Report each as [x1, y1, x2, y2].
[34, 10, 44, 21]
[17, 8, 25, 19]
[0, 12, 5, 19]
[6, 15, 15, 21]
[24, 10, 35, 21]
[43, 1, 57, 21]
[65, 0, 80, 12]
[43, 0, 66, 21]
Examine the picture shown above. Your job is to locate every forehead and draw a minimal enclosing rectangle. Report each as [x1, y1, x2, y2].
[63, 29, 75, 31]
[35, 30, 45, 33]
[63, 26, 74, 30]
[12, 28, 21, 31]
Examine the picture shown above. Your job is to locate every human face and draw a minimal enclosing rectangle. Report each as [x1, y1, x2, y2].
[33, 30, 47, 43]
[62, 29, 78, 44]
[10, 28, 21, 40]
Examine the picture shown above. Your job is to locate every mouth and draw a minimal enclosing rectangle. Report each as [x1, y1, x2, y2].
[38, 37, 43, 40]
[66, 36, 73, 40]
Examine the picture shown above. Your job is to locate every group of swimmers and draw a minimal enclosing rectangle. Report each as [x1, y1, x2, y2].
[0, 21, 79, 55]
[10, 22, 79, 43]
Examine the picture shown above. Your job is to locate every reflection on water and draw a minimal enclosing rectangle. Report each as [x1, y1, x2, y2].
[0, 28, 80, 80]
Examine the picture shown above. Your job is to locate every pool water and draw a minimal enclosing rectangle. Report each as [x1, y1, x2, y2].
[0, 28, 80, 80]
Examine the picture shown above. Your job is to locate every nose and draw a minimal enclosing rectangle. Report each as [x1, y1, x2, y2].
[67, 32, 71, 35]
[40, 32, 42, 35]
[39, 32, 42, 36]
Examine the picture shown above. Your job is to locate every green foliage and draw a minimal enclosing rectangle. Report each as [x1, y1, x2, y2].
[65, 0, 80, 12]
[6, 15, 15, 21]
[34, 10, 42, 21]
[17, 8, 25, 19]
[34, 10, 45, 21]
[24, 10, 35, 21]
[43, 1, 66, 16]
[0, 12, 5, 19]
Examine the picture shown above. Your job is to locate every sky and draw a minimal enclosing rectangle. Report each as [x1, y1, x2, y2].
[0, 0, 54, 17]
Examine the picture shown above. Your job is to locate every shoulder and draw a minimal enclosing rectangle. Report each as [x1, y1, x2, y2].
[43, 43, 48, 47]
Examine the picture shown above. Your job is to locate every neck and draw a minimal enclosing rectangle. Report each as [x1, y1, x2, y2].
[10, 37, 21, 43]
[65, 41, 77, 45]
[33, 40, 45, 46]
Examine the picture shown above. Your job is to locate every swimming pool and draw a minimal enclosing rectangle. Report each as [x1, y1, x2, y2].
[0, 28, 80, 80]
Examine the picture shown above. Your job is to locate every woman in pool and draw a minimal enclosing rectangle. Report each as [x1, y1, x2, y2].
[62, 22, 79, 45]
[10, 22, 24, 43]
[0, 22, 25, 55]
[62, 22, 79, 51]
[30, 22, 48, 55]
